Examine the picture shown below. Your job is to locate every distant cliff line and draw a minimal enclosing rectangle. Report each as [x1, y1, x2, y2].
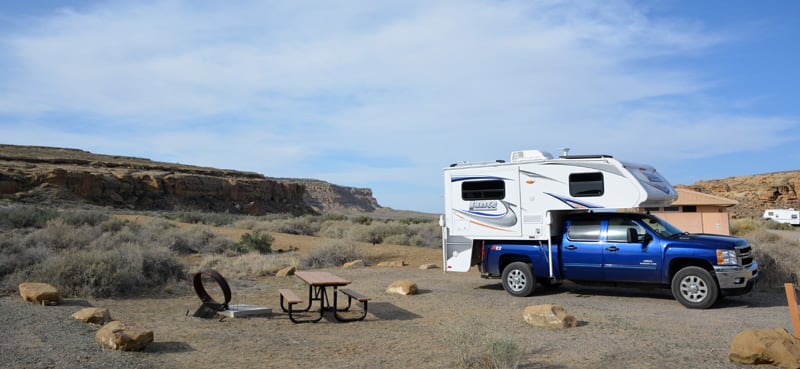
[0, 144, 381, 215]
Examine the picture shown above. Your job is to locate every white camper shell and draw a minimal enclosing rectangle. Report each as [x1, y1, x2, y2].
[763, 208, 800, 226]
[441, 149, 678, 272]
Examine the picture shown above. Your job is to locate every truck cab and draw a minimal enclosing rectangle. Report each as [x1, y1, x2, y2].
[481, 212, 759, 309]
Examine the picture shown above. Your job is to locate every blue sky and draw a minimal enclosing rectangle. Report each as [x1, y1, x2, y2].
[1, 1, 798, 214]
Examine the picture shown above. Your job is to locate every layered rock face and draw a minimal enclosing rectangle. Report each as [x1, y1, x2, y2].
[0, 145, 378, 215]
[281, 178, 381, 214]
[678, 171, 800, 218]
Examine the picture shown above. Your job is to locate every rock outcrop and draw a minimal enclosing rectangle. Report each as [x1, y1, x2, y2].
[279, 178, 381, 214]
[0, 145, 385, 215]
[678, 171, 800, 219]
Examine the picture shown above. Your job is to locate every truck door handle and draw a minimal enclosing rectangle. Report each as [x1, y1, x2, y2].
[605, 246, 619, 252]
[565, 245, 577, 250]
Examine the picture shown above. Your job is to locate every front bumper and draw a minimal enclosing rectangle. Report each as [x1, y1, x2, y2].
[714, 261, 759, 290]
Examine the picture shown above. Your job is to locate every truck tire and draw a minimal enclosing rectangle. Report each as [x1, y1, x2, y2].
[671, 266, 719, 309]
[501, 262, 535, 297]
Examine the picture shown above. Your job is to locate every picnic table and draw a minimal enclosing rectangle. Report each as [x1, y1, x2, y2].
[279, 271, 370, 323]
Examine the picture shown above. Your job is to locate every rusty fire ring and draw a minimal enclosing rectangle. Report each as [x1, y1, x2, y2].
[193, 268, 231, 311]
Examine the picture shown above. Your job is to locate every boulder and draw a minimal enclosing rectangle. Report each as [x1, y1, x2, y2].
[386, 280, 417, 295]
[418, 263, 438, 270]
[95, 320, 154, 351]
[18, 282, 62, 305]
[276, 266, 296, 277]
[343, 260, 366, 269]
[71, 307, 112, 325]
[377, 260, 407, 268]
[523, 304, 576, 329]
[729, 327, 800, 368]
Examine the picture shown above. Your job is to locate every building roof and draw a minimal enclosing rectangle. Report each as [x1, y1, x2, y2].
[672, 188, 738, 207]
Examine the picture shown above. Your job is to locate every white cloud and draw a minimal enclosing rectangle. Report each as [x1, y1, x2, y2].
[0, 0, 795, 212]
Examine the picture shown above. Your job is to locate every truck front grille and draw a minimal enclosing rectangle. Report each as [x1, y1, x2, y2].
[737, 245, 754, 266]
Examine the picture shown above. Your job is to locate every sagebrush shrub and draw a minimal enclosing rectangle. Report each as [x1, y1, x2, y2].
[299, 241, 367, 269]
[234, 231, 273, 254]
[0, 204, 57, 229]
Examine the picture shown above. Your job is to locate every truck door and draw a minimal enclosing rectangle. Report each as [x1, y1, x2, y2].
[601, 217, 661, 283]
[560, 219, 604, 280]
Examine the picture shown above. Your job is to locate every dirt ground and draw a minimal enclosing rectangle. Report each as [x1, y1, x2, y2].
[4, 226, 797, 369]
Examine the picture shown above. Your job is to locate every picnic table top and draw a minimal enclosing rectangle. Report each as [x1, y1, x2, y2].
[294, 271, 351, 286]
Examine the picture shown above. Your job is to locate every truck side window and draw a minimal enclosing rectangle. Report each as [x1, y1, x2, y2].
[566, 220, 601, 241]
[607, 218, 645, 243]
[461, 180, 505, 200]
[569, 172, 604, 197]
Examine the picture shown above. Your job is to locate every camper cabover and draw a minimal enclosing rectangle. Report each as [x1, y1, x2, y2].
[441, 150, 759, 309]
[763, 208, 800, 226]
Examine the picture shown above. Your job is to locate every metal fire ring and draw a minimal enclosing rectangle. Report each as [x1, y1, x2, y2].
[193, 268, 232, 310]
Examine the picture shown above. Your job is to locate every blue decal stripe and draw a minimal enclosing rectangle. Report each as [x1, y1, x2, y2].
[544, 193, 601, 209]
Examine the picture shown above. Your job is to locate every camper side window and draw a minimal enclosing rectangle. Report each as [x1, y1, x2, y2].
[461, 180, 505, 200]
[569, 172, 604, 197]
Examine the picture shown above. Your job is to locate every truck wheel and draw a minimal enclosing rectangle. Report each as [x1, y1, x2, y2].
[671, 266, 719, 309]
[501, 262, 535, 297]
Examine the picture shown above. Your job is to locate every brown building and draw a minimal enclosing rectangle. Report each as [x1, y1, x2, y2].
[644, 188, 738, 235]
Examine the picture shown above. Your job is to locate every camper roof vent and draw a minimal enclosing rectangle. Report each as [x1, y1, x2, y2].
[510, 150, 554, 162]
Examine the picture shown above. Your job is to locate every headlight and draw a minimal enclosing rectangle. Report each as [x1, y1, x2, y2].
[716, 249, 738, 266]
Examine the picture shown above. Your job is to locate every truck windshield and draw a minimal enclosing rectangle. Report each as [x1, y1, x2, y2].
[639, 215, 684, 238]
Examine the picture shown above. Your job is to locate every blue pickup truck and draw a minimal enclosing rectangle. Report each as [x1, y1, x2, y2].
[479, 211, 759, 309]
[441, 150, 759, 309]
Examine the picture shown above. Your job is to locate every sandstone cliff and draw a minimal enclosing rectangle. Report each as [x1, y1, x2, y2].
[0, 145, 383, 215]
[677, 171, 800, 219]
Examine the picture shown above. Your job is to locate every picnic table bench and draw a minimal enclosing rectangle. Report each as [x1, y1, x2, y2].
[279, 271, 370, 323]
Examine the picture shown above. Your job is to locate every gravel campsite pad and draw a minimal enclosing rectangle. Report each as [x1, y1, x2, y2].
[1, 265, 794, 369]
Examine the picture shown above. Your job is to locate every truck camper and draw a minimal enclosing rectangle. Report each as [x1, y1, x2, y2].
[441, 149, 759, 309]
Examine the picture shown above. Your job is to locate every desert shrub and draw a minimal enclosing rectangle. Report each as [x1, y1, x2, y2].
[6, 240, 186, 298]
[23, 219, 102, 250]
[165, 211, 239, 226]
[259, 215, 322, 236]
[198, 252, 298, 279]
[234, 231, 273, 254]
[299, 241, 367, 269]
[441, 319, 528, 369]
[0, 204, 57, 229]
[0, 216, 196, 297]
[746, 230, 800, 289]
[318, 219, 350, 239]
[0, 234, 53, 278]
[764, 219, 796, 230]
[730, 217, 762, 236]
[59, 209, 109, 226]
[352, 215, 372, 225]
[483, 337, 525, 369]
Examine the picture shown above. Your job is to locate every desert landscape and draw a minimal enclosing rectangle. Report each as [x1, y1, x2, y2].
[2, 145, 800, 369]
[1, 224, 798, 369]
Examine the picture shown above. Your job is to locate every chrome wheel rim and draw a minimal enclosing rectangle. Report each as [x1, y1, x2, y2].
[506, 269, 527, 292]
[679, 275, 708, 303]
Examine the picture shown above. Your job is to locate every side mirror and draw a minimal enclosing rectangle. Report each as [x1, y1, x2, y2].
[626, 228, 639, 243]
[642, 233, 653, 246]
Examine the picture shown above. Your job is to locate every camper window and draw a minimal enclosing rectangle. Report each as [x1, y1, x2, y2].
[569, 172, 604, 197]
[462, 180, 505, 200]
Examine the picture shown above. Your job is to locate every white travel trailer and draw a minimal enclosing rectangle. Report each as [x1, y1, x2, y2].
[441, 149, 678, 272]
[763, 208, 800, 226]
